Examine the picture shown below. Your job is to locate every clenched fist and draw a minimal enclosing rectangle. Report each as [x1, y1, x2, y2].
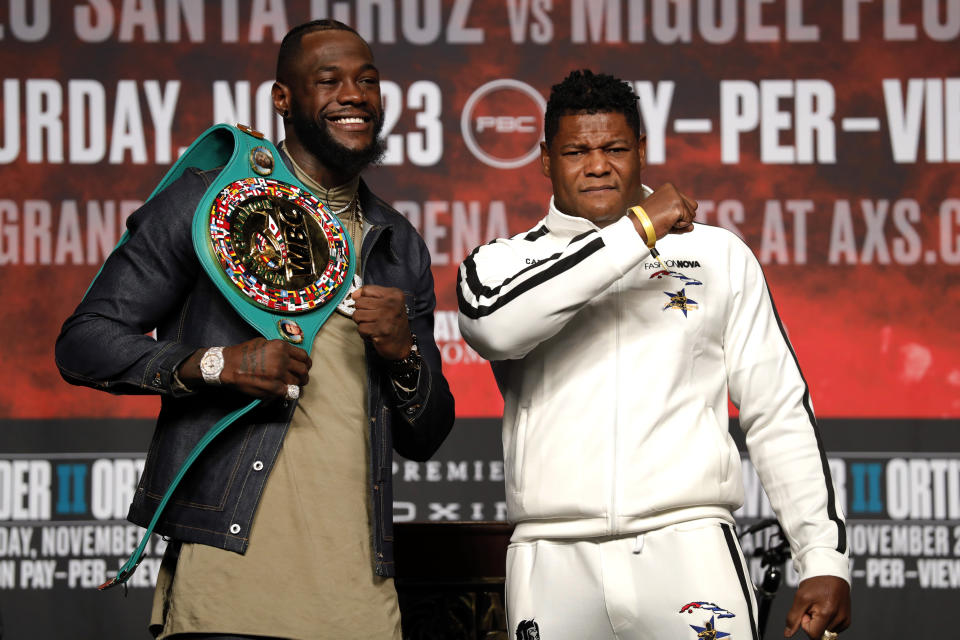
[631, 182, 698, 243]
[350, 285, 414, 361]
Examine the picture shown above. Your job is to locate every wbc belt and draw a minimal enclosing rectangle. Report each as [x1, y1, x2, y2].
[99, 124, 355, 589]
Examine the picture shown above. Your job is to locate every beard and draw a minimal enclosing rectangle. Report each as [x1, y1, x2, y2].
[290, 106, 386, 179]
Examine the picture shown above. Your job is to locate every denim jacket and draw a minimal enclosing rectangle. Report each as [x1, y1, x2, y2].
[54, 159, 455, 577]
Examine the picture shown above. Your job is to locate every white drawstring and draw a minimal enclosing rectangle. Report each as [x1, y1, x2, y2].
[632, 533, 645, 554]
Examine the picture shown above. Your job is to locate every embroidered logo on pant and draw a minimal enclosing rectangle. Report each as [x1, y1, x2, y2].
[516, 619, 541, 640]
[689, 615, 729, 639]
[679, 602, 735, 619]
[679, 602, 736, 640]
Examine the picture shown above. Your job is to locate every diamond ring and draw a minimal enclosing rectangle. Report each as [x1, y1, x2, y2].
[286, 384, 300, 400]
[822, 631, 839, 640]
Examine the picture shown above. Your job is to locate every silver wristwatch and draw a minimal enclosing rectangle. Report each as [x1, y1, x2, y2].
[199, 346, 225, 385]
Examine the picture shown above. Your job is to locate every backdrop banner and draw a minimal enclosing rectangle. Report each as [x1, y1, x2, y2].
[0, 1, 957, 637]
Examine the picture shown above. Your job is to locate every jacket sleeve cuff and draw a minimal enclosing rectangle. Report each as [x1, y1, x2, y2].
[147, 342, 200, 397]
[598, 215, 651, 275]
[794, 547, 852, 586]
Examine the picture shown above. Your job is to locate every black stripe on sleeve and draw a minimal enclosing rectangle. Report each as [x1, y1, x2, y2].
[523, 224, 550, 241]
[458, 237, 606, 320]
[721, 523, 760, 640]
[763, 283, 847, 554]
[461, 228, 600, 301]
[461, 244, 563, 301]
[458, 229, 602, 311]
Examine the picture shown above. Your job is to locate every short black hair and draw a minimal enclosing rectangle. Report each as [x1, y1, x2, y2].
[276, 20, 367, 84]
[544, 69, 641, 148]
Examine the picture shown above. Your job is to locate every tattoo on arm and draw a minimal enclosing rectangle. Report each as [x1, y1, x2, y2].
[241, 345, 250, 374]
[252, 346, 264, 374]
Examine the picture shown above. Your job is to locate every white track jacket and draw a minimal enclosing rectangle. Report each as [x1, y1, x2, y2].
[457, 196, 850, 583]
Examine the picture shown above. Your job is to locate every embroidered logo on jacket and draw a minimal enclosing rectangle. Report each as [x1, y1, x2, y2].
[645, 259, 702, 269]
[649, 269, 703, 287]
[516, 619, 541, 639]
[663, 288, 698, 316]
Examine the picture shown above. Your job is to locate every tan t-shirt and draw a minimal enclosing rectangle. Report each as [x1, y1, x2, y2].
[150, 160, 400, 639]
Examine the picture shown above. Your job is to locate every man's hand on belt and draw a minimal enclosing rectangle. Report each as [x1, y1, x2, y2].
[179, 337, 312, 399]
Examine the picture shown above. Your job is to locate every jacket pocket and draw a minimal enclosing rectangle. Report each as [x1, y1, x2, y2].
[622, 402, 735, 515]
[511, 407, 529, 494]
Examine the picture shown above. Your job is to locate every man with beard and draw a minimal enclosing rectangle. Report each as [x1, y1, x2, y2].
[55, 20, 454, 639]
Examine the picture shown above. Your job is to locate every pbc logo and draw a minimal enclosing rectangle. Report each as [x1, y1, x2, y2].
[461, 79, 546, 169]
[476, 116, 538, 133]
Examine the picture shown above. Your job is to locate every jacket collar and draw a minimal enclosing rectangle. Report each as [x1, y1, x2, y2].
[356, 179, 393, 227]
[358, 179, 400, 264]
[545, 185, 654, 236]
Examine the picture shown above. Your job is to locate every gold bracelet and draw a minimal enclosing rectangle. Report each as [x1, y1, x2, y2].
[629, 206, 657, 249]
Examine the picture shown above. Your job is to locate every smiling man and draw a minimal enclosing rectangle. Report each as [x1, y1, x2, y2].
[458, 70, 851, 640]
[56, 20, 454, 639]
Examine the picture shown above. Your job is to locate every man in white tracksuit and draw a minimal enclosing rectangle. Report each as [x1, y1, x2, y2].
[457, 70, 851, 640]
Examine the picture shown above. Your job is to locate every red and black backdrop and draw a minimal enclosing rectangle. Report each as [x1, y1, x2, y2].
[0, 1, 957, 637]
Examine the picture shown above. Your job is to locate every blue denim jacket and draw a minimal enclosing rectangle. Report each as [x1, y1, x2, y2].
[55, 159, 455, 577]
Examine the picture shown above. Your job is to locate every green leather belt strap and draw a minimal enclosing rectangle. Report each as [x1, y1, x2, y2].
[99, 124, 355, 589]
[102, 397, 261, 590]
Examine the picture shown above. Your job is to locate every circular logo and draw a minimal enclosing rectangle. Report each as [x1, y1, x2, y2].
[460, 79, 546, 170]
[250, 145, 274, 176]
[277, 319, 304, 343]
[209, 178, 352, 313]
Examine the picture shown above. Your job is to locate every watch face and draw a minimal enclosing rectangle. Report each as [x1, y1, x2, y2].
[200, 351, 223, 375]
[209, 178, 351, 313]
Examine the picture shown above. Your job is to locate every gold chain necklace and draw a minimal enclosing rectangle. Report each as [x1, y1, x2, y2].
[347, 199, 362, 249]
[341, 198, 363, 265]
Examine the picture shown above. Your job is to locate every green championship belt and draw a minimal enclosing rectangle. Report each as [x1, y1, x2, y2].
[100, 124, 355, 589]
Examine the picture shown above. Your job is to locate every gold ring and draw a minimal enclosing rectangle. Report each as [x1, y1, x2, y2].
[822, 631, 839, 640]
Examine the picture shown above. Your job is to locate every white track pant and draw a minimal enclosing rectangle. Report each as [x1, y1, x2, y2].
[506, 518, 760, 640]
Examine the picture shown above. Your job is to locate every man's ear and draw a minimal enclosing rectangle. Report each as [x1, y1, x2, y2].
[540, 141, 551, 179]
[272, 82, 290, 118]
[637, 133, 647, 170]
